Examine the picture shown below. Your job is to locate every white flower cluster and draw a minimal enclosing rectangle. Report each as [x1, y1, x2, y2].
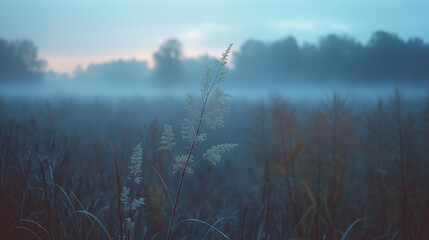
[130, 197, 146, 211]
[173, 154, 194, 174]
[204, 143, 238, 165]
[159, 124, 176, 151]
[195, 133, 207, 143]
[181, 103, 199, 144]
[163, 44, 237, 175]
[121, 185, 144, 212]
[181, 44, 233, 144]
[120, 143, 145, 230]
[124, 217, 134, 236]
[204, 87, 231, 129]
[128, 143, 143, 184]
[121, 186, 130, 207]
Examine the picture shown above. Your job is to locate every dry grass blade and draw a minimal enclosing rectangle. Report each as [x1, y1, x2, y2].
[152, 166, 173, 208]
[68, 189, 95, 224]
[340, 217, 371, 240]
[110, 140, 123, 240]
[202, 216, 235, 239]
[19, 219, 51, 238]
[172, 218, 231, 240]
[5, 219, 51, 240]
[74, 210, 113, 240]
[302, 181, 316, 207]
[289, 205, 314, 239]
[15, 226, 42, 240]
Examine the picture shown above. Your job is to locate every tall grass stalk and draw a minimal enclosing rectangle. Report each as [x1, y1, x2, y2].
[172, 218, 231, 240]
[110, 141, 124, 240]
[166, 43, 233, 240]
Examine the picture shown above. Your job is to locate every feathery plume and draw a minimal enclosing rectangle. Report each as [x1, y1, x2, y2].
[160, 124, 176, 151]
[204, 143, 238, 165]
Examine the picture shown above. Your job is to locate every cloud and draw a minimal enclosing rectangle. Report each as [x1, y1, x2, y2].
[183, 29, 203, 41]
[182, 23, 227, 40]
[269, 19, 349, 32]
[270, 20, 316, 31]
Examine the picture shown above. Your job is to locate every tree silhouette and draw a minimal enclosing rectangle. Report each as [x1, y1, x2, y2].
[270, 96, 302, 231]
[363, 99, 393, 234]
[0, 38, 46, 83]
[306, 107, 327, 239]
[388, 89, 415, 240]
[153, 39, 183, 84]
[247, 102, 273, 239]
[322, 92, 355, 239]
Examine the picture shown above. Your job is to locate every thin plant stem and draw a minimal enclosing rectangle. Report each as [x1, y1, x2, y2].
[110, 141, 124, 240]
[166, 91, 209, 240]
[166, 45, 231, 240]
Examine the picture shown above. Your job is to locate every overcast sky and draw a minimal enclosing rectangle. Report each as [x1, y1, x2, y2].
[1, 0, 428, 74]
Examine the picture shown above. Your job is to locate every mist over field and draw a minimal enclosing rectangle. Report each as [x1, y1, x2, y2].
[1, 32, 428, 99]
[1, 1, 429, 239]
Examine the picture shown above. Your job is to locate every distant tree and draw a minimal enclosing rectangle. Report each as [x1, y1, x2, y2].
[270, 96, 302, 230]
[247, 102, 273, 239]
[316, 35, 364, 79]
[387, 89, 415, 240]
[306, 107, 327, 239]
[182, 54, 216, 85]
[77, 59, 148, 83]
[0, 38, 46, 83]
[363, 99, 393, 233]
[231, 31, 429, 85]
[322, 92, 356, 239]
[423, 92, 429, 145]
[269, 37, 300, 78]
[421, 92, 429, 236]
[364, 100, 389, 177]
[233, 40, 269, 81]
[153, 39, 183, 84]
[247, 102, 272, 202]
